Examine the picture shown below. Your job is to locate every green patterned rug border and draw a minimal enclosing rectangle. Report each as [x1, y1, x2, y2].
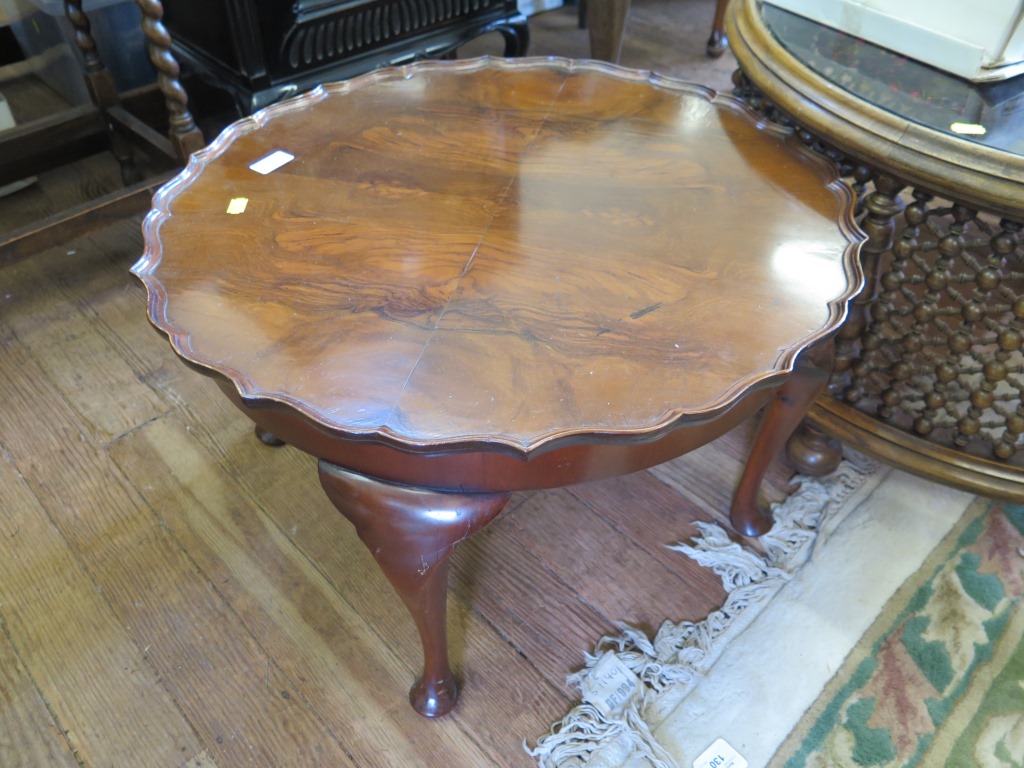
[770, 497, 1024, 768]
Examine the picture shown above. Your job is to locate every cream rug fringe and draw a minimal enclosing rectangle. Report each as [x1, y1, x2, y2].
[527, 454, 879, 768]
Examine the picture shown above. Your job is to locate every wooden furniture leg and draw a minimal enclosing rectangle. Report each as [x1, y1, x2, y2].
[65, 0, 142, 184]
[706, 0, 729, 57]
[254, 426, 286, 446]
[786, 421, 841, 476]
[586, 0, 631, 62]
[318, 462, 510, 717]
[2, 0, 205, 265]
[135, 0, 205, 160]
[497, 20, 531, 57]
[731, 342, 835, 536]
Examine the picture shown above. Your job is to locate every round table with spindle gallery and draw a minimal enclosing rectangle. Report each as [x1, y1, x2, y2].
[728, 0, 1024, 498]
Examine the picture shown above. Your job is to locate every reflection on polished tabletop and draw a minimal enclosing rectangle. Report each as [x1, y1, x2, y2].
[133, 57, 862, 717]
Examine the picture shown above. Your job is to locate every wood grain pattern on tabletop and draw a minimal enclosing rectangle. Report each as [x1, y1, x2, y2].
[136, 59, 856, 455]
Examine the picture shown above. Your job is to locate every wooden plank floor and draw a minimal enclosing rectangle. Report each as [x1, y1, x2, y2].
[0, 3, 793, 765]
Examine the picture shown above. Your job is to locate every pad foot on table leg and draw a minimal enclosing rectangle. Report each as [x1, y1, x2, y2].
[255, 426, 286, 446]
[318, 462, 510, 717]
[706, 0, 729, 57]
[731, 342, 834, 537]
[411, 672, 459, 717]
[706, 31, 728, 58]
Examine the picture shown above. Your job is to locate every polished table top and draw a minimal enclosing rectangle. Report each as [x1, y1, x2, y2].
[134, 57, 860, 464]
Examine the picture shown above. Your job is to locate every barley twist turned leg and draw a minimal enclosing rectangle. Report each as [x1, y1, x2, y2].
[65, 0, 142, 183]
[134, 0, 205, 160]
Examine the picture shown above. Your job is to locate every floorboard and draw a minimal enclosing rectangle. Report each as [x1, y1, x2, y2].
[0, 626, 80, 768]
[0, 366, 205, 766]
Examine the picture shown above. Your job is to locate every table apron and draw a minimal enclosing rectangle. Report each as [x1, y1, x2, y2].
[214, 378, 776, 493]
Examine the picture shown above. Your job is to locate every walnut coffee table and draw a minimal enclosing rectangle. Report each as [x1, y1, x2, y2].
[133, 57, 862, 718]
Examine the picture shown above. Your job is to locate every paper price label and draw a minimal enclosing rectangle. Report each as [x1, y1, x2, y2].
[249, 150, 294, 175]
[579, 652, 640, 719]
[693, 738, 747, 768]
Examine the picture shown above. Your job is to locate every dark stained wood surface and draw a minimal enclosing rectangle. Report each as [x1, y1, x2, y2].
[134, 57, 861, 461]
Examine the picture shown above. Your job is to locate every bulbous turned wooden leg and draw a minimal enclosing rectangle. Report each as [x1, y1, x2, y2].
[731, 341, 834, 537]
[586, 0, 631, 62]
[318, 462, 510, 717]
[786, 421, 841, 476]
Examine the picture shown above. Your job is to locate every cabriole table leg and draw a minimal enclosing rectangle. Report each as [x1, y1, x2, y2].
[730, 342, 835, 536]
[318, 461, 510, 717]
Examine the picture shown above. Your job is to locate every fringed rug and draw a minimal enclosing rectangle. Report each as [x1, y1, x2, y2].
[769, 497, 1024, 767]
[528, 456, 979, 768]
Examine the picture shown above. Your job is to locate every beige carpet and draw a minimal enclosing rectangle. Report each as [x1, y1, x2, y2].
[530, 457, 978, 767]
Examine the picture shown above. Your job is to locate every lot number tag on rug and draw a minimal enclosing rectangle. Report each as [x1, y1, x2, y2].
[693, 738, 747, 768]
[580, 652, 639, 718]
